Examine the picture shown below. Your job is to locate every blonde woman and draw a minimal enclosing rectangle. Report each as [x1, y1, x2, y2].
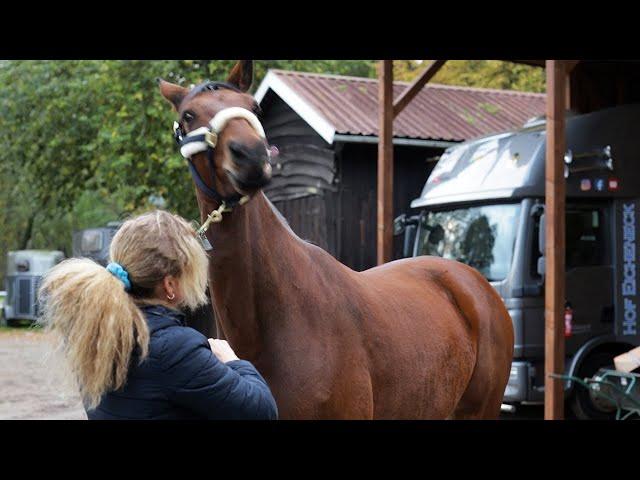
[38, 210, 278, 420]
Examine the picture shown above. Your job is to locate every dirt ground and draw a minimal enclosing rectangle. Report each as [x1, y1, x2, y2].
[0, 328, 87, 420]
[0, 327, 542, 421]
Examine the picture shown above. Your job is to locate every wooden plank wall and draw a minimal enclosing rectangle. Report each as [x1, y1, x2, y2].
[569, 62, 640, 113]
[338, 143, 440, 271]
[260, 90, 442, 272]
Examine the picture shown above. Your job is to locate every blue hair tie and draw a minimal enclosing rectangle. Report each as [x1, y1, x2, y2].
[106, 262, 132, 292]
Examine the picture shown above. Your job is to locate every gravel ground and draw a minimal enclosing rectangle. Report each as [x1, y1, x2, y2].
[0, 327, 542, 421]
[0, 328, 87, 420]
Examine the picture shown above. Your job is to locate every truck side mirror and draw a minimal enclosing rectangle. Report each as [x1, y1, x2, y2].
[537, 213, 546, 277]
[393, 214, 407, 236]
[395, 214, 420, 258]
[538, 213, 545, 255]
[537, 256, 546, 277]
[403, 224, 417, 258]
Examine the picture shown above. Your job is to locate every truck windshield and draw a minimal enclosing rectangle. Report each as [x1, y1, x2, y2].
[416, 203, 521, 282]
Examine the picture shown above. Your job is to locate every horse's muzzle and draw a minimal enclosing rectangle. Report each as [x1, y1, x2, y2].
[227, 141, 272, 191]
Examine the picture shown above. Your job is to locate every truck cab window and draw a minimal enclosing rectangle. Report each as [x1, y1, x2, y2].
[532, 205, 608, 275]
[566, 206, 607, 268]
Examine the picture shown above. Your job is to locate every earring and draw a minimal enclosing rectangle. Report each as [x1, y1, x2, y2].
[167, 293, 175, 301]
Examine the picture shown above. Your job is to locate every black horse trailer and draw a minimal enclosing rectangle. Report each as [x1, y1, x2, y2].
[4, 250, 65, 325]
[395, 103, 640, 419]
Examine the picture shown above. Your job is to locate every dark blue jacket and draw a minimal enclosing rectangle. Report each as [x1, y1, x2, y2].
[87, 305, 278, 420]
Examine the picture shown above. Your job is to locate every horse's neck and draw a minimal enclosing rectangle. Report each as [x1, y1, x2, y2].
[203, 192, 307, 358]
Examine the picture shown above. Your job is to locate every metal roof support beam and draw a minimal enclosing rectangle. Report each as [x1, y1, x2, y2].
[393, 60, 447, 118]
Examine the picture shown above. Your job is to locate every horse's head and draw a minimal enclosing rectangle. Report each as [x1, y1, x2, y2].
[158, 61, 272, 202]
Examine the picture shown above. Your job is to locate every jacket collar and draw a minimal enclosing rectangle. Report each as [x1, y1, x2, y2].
[140, 304, 186, 333]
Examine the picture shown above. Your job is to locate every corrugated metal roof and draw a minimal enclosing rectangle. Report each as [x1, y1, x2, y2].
[260, 69, 546, 143]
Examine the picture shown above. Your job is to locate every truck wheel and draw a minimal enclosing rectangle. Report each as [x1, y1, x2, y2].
[569, 351, 621, 420]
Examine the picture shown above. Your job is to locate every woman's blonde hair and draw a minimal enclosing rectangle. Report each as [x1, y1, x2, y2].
[38, 210, 209, 410]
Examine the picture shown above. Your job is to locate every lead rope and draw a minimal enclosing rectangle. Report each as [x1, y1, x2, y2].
[195, 196, 249, 251]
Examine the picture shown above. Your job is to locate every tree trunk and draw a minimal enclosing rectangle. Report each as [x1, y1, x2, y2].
[20, 213, 37, 250]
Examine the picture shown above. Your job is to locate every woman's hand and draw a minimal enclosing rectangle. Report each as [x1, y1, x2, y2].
[208, 339, 240, 363]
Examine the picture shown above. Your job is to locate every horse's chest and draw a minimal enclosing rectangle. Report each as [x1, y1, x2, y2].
[260, 336, 374, 419]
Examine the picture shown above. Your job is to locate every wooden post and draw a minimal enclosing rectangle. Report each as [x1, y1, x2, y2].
[544, 60, 567, 420]
[377, 60, 394, 265]
[565, 61, 580, 111]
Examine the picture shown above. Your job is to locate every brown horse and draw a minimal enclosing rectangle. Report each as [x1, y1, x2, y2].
[158, 61, 514, 419]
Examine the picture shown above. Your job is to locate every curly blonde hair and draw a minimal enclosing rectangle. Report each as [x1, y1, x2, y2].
[38, 210, 209, 410]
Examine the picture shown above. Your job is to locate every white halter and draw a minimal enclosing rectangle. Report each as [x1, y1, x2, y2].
[177, 107, 266, 159]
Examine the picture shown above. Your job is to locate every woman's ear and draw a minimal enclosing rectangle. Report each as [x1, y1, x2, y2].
[163, 275, 178, 300]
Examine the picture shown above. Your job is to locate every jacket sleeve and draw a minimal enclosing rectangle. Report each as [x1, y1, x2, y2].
[164, 330, 278, 420]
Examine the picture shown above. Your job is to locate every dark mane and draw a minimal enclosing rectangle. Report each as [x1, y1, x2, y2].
[186, 80, 242, 101]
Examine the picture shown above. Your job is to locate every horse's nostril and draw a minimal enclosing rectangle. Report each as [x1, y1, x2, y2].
[229, 141, 267, 165]
[228, 141, 247, 159]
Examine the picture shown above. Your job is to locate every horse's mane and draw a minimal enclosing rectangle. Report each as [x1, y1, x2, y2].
[264, 196, 294, 233]
[263, 195, 326, 248]
[186, 80, 241, 101]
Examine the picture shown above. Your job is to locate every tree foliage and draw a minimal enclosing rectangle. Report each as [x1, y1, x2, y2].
[397, 60, 545, 93]
[0, 60, 376, 283]
[0, 59, 542, 284]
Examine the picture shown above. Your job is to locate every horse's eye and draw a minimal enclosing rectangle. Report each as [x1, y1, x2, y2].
[183, 111, 195, 123]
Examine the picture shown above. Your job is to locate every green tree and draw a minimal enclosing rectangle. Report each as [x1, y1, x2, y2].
[0, 58, 540, 286]
[393, 60, 425, 82]
[0, 60, 376, 284]
[405, 60, 545, 93]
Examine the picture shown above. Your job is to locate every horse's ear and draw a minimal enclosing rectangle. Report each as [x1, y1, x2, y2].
[226, 61, 253, 92]
[157, 78, 188, 110]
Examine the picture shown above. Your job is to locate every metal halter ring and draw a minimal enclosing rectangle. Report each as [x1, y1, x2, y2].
[204, 131, 218, 148]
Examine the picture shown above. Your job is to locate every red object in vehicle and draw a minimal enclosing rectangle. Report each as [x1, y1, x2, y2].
[564, 305, 573, 337]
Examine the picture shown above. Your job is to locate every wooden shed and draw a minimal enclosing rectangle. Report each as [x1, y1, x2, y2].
[255, 70, 546, 271]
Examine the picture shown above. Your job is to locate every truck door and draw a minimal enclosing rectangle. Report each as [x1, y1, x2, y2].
[564, 202, 614, 355]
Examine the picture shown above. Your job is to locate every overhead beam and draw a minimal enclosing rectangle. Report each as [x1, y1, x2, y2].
[393, 60, 447, 118]
[377, 60, 394, 265]
[508, 59, 545, 68]
[503, 59, 579, 71]
[544, 60, 567, 420]
[565, 60, 580, 73]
